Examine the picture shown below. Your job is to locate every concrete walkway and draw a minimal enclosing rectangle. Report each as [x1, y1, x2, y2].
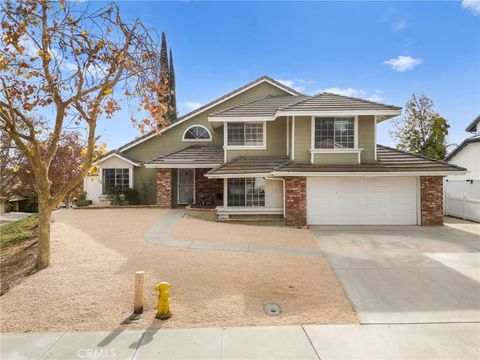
[0, 211, 34, 224]
[2, 323, 478, 359]
[144, 210, 324, 257]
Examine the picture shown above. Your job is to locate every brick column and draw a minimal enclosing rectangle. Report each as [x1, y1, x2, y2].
[284, 176, 307, 227]
[156, 169, 172, 207]
[195, 168, 224, 206]
[420, 176, 443, 225]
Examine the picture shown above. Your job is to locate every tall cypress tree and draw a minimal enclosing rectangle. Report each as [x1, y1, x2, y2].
[159, 32, 170, 123]
[168, 48, 177, 121]
[160, 32, 169, 84]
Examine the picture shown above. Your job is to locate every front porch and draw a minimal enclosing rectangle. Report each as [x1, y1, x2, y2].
[147, 145, 287, 219]
[156, 168, 224, 208]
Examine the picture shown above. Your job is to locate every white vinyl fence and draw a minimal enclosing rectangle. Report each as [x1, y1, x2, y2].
[444, 179, 480, 222]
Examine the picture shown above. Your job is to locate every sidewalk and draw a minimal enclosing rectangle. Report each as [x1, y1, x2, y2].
[2, 323, 479, 359]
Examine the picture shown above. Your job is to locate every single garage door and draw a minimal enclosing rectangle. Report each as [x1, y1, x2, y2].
[307, 177, 418, 225]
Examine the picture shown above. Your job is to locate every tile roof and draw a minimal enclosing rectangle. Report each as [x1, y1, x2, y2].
[145, 145, 224, 165]
[283, 92, 401, 112]
[207, 156, 290, 176]
[209, 93, 401, 119]
[209, 95, 308, 118]
[273, 145, 466, 173]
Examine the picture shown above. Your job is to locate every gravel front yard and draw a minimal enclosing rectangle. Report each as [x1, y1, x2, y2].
[170, 217, 318, 248]
[0, 209, 357, 333]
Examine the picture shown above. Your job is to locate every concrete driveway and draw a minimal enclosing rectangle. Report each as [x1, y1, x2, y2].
[311, 217, 480, 324]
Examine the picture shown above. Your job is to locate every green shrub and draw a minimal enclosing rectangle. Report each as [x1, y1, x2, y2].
[123, 187, 139, 205]
[105, 187, 139, 205]
[76, 199, 92, 206]
[75, 191, 92, 206]
[77, 191, 88, 202]
[24, 193, 38, 212]
[105, 187, 125, 205]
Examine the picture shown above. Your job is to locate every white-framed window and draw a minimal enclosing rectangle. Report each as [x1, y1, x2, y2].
[227, 122, 265, 147]
[314, 117, 354, 149]
[182, 125, 212, 141]
[227, 178, 265, 206]
[102, 168, 129, 194]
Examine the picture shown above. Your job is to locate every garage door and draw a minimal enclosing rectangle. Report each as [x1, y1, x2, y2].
[307, 177, 418, 225]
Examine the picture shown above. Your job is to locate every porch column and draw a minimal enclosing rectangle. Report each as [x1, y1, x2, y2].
[420, 176, 443, 225]
[284, 176, 307, 227]
[156, 169, 172, 208]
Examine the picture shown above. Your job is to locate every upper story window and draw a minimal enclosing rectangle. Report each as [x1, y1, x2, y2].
[102, 168, 129, 194]
[314, 117, 354, 149]
[227, 122, 264, 147]
[182, 125, 212, 141]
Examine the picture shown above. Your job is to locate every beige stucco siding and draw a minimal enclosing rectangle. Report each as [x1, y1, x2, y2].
[133, 166, 157, 205]
[293, 116, 311, 161]
[124, 82, 291, 162]
[312, 153, 359, 164]
[226, 117, 287, 161]
[293, 116, 376, 164]
[358, 115, 375, 162]
[123, 81, 293, 201]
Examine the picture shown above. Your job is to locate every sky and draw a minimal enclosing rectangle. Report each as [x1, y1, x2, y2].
[90, 0, 480, 150]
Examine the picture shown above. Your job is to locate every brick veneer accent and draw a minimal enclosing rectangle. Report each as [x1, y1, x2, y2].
[284, 176, 307, 227]
[420, 176, 443, 225]
[156, 169, 172, 207]
[195, 168, 224, 206]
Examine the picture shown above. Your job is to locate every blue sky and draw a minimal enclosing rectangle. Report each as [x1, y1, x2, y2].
[94, 1, 480, 150]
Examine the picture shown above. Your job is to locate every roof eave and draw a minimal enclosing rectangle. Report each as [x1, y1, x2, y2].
[145, 163, 222, 169]
[276, 109, 402, 117]
[465, 115, 480, 133]
[95, 152, 141, 167]
[208, 115, 274, 122]
[271, 170, 467, 177]
[205, 172, 272, 179]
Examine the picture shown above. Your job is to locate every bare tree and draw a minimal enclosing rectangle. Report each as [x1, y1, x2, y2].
[0, 0, 168, 268]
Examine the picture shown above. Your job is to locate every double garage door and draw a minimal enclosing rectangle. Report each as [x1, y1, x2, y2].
[306, 177, 418, 225]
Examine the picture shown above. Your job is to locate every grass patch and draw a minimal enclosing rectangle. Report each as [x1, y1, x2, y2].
[0, 215, 38, 246]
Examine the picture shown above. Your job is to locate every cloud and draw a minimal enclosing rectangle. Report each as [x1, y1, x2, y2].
[181, 101, 203, 112]
[320, 87, 383, 102]
[462, 0, 480, 15]
[384, 55, 422, 71]
[275, 79, 313, 93]
[392, 20, 408, 31]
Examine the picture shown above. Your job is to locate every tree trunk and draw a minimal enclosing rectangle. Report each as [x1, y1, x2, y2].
[36, 202, 52, 269]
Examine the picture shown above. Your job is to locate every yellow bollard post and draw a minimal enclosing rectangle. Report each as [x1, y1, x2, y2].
[154, 282, 172, 320]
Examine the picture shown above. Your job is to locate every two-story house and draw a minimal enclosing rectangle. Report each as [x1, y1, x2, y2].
[84, 76, 466, 226]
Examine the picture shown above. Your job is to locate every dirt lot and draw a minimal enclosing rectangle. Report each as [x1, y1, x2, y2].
[171, 217, 318, 248]
[0, 209, 357, 333]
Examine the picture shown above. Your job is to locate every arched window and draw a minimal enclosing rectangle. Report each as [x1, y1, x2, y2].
[182, 125, 212, 141]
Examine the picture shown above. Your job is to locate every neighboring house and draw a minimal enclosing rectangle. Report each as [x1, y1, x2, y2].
[84, 75, 465, 226]
[444, 115, 480, 222]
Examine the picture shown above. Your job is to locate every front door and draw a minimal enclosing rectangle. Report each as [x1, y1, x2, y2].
[177, 169, 194, 204]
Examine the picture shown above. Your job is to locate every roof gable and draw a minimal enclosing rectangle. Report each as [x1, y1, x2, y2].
[465, 115, 480, 133]
[115, 76, 301, 153]
[445, 135, 480, 162]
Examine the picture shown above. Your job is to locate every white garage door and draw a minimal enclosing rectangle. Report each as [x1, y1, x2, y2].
[307, 177, 418, 225]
